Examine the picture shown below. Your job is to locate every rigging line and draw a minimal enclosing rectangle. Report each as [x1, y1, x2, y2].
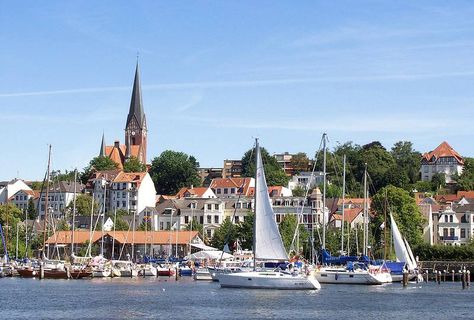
[289, 134, 324, 255]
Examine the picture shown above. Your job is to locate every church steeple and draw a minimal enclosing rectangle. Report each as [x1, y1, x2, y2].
[125, 61, 147, 164]
[99, 133, 106, 157]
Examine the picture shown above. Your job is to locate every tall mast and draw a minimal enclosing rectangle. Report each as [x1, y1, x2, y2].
[71, 169, 77, 255]
[42, 144, 52, 259]
[322, 133, 327, 250]
[101, 176, 107, 256]
[341, 154, 346, 254]
[383, 190, 388, 260]
[252, 138, 258, 271]
[363, 163, 368, 256]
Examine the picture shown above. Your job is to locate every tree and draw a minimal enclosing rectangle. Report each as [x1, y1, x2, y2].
[292, 186, 306, 197]
[184, 218, 204, 240]
[123, 156, 147, 173]
[0, 204, 23, 256]
[390, 141, 421, 185]
[81, 156, 119, 183]
[237, 212, 254, 250]
[278, 214, 309, 254]
[290, 152, 310, 174]
[211, 217, 237, 250]
[371, 185, 425, 248]
[454, 157, 474, 191]
[67, 194, 99, 216]
[138, 221, 152, 231]
[431, 173, 446, 191]
[56, 219, 70, 231]
[241, 147, 289, 186]
[149, 150, 201, 195]
[27, 198, 37, 220]
[113, 217, 130, 231]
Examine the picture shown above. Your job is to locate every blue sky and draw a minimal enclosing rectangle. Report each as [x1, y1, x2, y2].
[1, 1, 474, 180]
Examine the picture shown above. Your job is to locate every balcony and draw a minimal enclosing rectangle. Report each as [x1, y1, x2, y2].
[440, 236, 459, 241]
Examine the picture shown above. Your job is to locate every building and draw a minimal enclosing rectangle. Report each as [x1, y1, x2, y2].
[222, 160, 243, 178]
[421, 141, 464, 183]
[210, 177, 255, 198]
[198, 168, 223, 187]
[9, 189, 39, 213]
[175, 186, 216, 199]
[38, 181, 84, 218]
[0, 178, 32, 204]
[288, 171, 324, 191]
[100, 63, 148, 168]
[329, 208, 365, 229]
[87, 170, 156, 216]
[273, 152, 294, 175]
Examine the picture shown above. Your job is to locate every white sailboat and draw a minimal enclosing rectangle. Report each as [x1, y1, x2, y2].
[390, 212, 419, 281]
[219, 140, 320, 290]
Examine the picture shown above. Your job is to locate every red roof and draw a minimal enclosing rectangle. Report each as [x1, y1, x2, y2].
[210, 178, 253, 195]
[331, 208, 364, 224]
[422, 141, 463, 165]
[176, 187, 210, 199]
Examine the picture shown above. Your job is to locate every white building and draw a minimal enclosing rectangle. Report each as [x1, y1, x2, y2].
[9, 189, 38, 213]
[38, 181, 84, 218]
[421, 141, 464, 183]
[88, 170, 156, 216]
[0, 178, 32, 204]
[288, 171, 324, 191]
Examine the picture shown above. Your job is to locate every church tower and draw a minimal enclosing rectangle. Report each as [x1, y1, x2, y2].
[125, 62, 147, 164]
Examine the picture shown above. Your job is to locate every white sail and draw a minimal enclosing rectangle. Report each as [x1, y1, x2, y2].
[390, 213, 416, 271]
[404, 237, 418, 270]
[254, 142, 288, 261]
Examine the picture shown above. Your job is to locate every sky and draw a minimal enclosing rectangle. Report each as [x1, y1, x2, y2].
[1, 1, 474, 180]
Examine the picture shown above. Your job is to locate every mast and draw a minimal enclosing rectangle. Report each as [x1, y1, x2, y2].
[322, 133, 327, 250]
[383, 190, 388, 261]
[101, 177, 107, 256]
[341, 154, 346, 254]
[112, 208, 117, 259]
[363, 163, 368, 256]
[253, 138, 258, 271]
[71, 169, 77, 255]
[42, 144, 52, 259]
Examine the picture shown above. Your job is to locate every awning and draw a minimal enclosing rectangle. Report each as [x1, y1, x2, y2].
[185, 250, 233, 261]
[190, 243, 218, 251]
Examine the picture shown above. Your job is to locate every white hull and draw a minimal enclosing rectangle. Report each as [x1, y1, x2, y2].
[193, 268, 213, 281]
[219, 271, 321, 290]
[92, 269, 111, 278]
[314, 268, 392, 285]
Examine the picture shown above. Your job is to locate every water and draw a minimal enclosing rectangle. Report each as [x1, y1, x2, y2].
[1, 277, 472, 319]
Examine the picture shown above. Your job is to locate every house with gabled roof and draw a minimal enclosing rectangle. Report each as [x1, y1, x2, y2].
[210, 177, 255, 198]
[175, 186, 216, 199]
[421, 141, 464, 183]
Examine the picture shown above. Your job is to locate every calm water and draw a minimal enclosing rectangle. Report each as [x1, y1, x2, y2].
[0, 277, 472, 319]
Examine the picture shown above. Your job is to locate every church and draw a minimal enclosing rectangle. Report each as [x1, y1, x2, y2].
[99, 63, 148, 169]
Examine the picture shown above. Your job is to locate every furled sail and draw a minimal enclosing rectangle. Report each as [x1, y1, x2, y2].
[390, 213, 416, 271]
[254, 142, 288, 261]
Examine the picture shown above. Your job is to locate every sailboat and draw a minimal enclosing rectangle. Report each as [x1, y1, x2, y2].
[219, 140, 320, 290]
[386, 212, 419, 282]
[314, 146, 391, 284]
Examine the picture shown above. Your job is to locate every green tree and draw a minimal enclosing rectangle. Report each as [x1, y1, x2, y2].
[81, 156, 119, 183]
[241, 147, 289, 186]
[67, 194, 99, 216]
[184, 218, 204, 240]
[56, 219, 70, 231]
[237, 212, 254, 250]
[454, 157, 474, 191]
[113, 217, 130, 231]
[371, 185, 425, 248]
[0, 204, 23, 256]
[292, 186, 306, 197]
[211, 217, 238, 250]
[391, 141, 421, 185]
[278, 214, 309, 254]
[138, 221, 152, 231]
[149, 150, 201, 195]
[123, 156, 147, 173]
[431, 173, 446, 191]
[27, 198, 37, 220]
[290, 152, 310, 174]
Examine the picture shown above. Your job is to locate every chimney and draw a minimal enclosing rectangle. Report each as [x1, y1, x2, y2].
[114, 141, 120, 148]
[191, 185, 193, 189]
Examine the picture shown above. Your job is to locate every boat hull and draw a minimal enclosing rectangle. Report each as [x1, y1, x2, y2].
[43, 269, 69, 279]
[219, 271, 320, 290]
[193, 268, 212, 281]
[314, 269, 392, 284]
[92, 269, 112, 278]
[17, 268, 38, 278]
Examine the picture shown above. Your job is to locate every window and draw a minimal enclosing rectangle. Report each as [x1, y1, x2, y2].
[214, 204, 219, 210]
[207, 229, 212, 238]
[224, 188, 228, 194]
[122, 201, 126, 207]
[450, 228, 455, 237]
[160, 222, 164, 230]
[166, 222, 170, 229]
[276, 214, 281, 223]
[122, 192, 126, 198]
[131, 201, 136, 206]
[207, 204, 212, 210]
[214, 215, 219, 224]
[207, 215, 211, 223]
[236, 203, 241, 209]
[461, 228, 466, 238]
[116, 201, 120, 207]
[184, 216, 189, 224]
[200, 216, 204, 224]
[231, 188, 235, 194]
[444, 215, 449, 222]
[443, 228, 448, 238]
[191, 202, 196, 209]
[217, 189, 221, 194]
[449, 215, 454, 223]
[234, 216, 240, 223]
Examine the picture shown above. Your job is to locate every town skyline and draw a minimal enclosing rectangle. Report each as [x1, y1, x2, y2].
[2, 1, 474, 180]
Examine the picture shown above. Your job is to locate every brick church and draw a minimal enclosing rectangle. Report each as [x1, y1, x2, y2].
[99, 63, 148, 168]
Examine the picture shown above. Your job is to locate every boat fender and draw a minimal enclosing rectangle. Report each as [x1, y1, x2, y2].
[335, 273, 338, 281]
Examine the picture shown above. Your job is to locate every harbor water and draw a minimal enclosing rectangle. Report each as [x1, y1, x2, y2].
[1, 277, 472, 319]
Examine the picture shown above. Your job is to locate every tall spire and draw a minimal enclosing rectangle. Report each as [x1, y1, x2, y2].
[99, 133, 106, 157]
[126, 61, 145, 130]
